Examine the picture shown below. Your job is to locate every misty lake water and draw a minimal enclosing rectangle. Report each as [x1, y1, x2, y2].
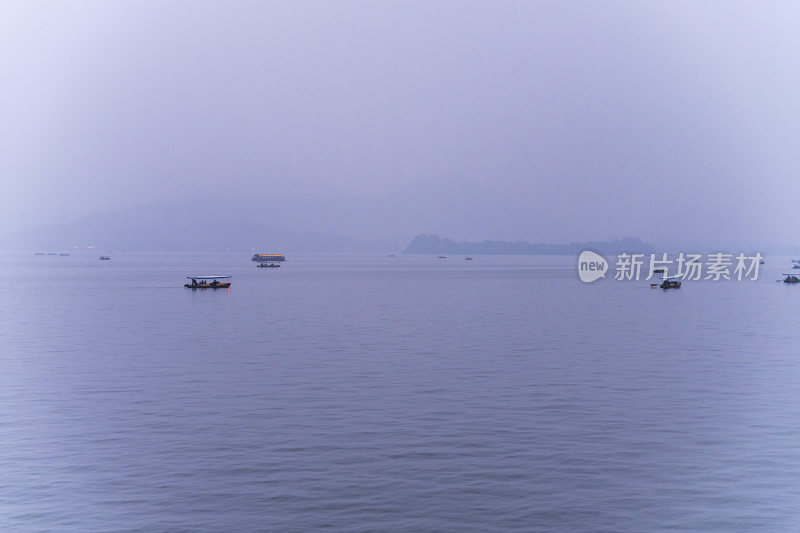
[2, 252, 800, 532]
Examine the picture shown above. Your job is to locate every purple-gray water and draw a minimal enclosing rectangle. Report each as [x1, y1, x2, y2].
[2, 252, 799, 531]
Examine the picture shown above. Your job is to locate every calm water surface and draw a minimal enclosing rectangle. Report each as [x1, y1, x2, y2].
[2, 252, 800, 531]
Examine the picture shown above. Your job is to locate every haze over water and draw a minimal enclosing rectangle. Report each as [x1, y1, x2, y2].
[3, 252, 800, 531]
[6, 2, 800, 250]
[6, 1, 800, 530]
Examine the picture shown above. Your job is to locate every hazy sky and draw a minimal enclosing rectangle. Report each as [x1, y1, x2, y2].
[4, 1, 800, 248]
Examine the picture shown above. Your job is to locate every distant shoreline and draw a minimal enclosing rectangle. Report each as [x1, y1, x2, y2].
[403, 234, 655, 255]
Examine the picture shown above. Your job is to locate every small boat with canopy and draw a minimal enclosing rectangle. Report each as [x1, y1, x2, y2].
[660, 276, 682, 289]
[783, 273, 800, 284]
[185, 275, 231, 289]
[252, 254, 285, 262]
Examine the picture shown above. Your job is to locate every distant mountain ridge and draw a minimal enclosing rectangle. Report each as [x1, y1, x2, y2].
[1, 191, 658, 254]
[404, 234, 655, 255]
[0, 200, 393, 253]
[3, 179, 632, 252]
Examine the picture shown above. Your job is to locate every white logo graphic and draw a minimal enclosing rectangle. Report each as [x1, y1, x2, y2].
[578, 250, 608, 283]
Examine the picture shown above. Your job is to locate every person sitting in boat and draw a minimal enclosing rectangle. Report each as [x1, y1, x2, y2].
[191, 279, 198, 287]
[211, 280, 218, 287]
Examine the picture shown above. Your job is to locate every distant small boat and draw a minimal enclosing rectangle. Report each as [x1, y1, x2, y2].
[257, 263, 280, 268]
[185, 275, 231, 289]
[252, 253, 285, 262]
[783, 273, 800, 284]
[660, 276, 681, 289]
[34, 252, 45, 255]
[465, 257, 473, 260]
[437, 256, 447, 259]
[99, 256, 111, 260]
[653, 268, 665, 273]
[59, 253, 70, 256]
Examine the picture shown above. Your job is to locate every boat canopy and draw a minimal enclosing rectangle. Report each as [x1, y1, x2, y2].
[187, 275, 231, 279]
[661, 276, 682, 280]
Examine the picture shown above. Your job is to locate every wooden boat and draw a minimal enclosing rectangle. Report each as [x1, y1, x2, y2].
[185, 275, 232, 289]
[660, 276, 682, 289]
[99, 256, 111, 260]
[783, 274, 800, 284]
[257, 263, 280, 268]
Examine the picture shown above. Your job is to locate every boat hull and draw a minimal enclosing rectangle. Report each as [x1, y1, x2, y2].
[185, 283, 231, 289]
